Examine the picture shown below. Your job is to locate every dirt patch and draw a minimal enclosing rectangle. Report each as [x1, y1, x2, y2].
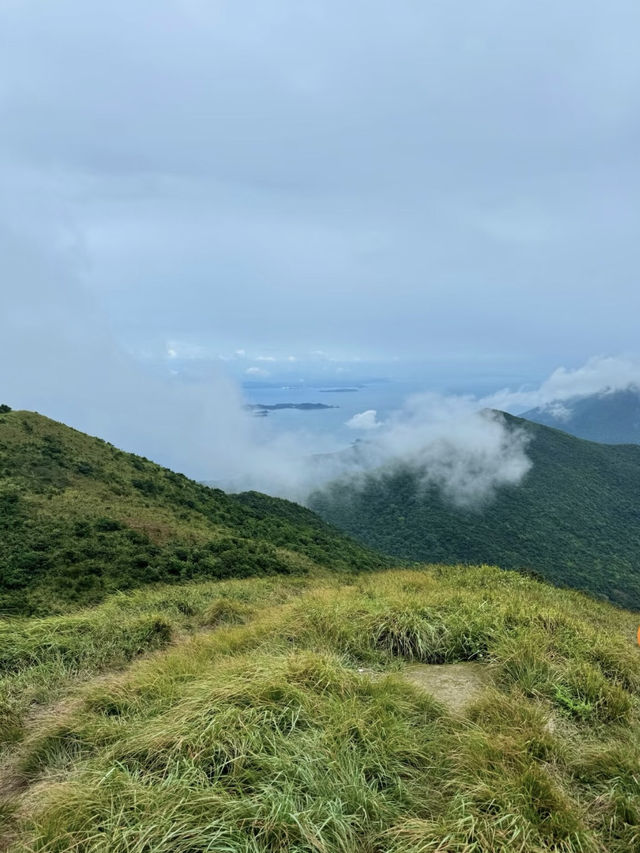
[402, 662, 491, 713]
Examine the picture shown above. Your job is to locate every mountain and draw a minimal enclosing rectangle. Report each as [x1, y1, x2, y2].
[309, 412, 640, 609]
[2, 411, 640, 851]
[0, 409, 386, 616]
[523, 387, 640, 444]
[2, 564, 640, 851]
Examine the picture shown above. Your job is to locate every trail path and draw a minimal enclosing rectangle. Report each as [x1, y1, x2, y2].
[401, 662, 491, 712]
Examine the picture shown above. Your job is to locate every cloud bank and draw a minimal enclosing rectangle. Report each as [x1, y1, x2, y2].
[4, 211, 638, 511]
[327, 357, 640, 508]
[329, 395, 532, 508]
[484, 355, 640, 414]
[0, 219, 532, 507]
[3, 0, 640, 369]
[2, 194, 639, 508]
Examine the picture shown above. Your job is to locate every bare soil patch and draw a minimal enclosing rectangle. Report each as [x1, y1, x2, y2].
[402, 662, 491, 712]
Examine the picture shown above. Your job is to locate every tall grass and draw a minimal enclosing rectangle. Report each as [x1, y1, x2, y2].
[2, 565, 640, 852]
[0, 575, 314, 746]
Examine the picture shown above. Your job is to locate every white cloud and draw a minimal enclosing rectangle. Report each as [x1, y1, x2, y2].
[162, 340, 208, 360]
[339, 395, 532, 508]
[484, 356, 640, 413]
[546, 402, 573, 422]
[346, 409, 381, 430]
[245, 366, 269, 376]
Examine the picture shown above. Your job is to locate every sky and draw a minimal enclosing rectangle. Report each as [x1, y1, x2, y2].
[3, 1, 640, 490]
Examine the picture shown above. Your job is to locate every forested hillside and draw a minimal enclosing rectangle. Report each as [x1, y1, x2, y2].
[0, 410, 386, 615]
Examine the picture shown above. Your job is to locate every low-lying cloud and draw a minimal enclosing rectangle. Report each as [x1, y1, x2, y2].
[3, 204, 639, 509]
[330, 395, 532, 508]
[484, 355, 640, 414]
[0, 213, 256, 484]
[346, 409, 381, 431]
[220, 392, 536, 507]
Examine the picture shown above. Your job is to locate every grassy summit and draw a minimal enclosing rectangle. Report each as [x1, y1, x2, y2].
[1, 566, 639, 852]
[309, 413, 640, 609]
[0, 410, 385, 616]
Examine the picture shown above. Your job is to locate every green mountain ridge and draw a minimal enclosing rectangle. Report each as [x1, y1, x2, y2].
[309, 412, 640, 609]
[0, 410, 386, 616]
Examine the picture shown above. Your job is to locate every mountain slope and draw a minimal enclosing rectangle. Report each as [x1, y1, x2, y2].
[309, 412, 640, 608]
[0, 410, 386, 615]
[523, 387, 640, 444]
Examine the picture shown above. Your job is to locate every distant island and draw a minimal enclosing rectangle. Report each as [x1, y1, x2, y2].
[245, 402, 338, 417]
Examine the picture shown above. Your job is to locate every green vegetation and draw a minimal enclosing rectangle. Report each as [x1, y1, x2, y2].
[0, 575, 314, 748]
[1, 566, 639, 851]
[0, 410, 386, 616]
[310, 412, 640, 608]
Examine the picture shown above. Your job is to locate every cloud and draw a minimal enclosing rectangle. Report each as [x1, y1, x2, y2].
[336, 394, 532, 508]
[327, 354, 640, 508]
[346, 409, 381, 430]
[3, 0, 640, 367]
[0, 201, 542, 510]
[484, 356, 640, 413]
[245, 366, 269, 377]
[0, 215, 259, 482]
[4, 0, 640, 516]
[0, 204, 632, 514]
[545, 402, 573, 422]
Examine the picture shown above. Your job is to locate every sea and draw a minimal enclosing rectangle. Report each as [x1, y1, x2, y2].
[242, 379, 426, 452]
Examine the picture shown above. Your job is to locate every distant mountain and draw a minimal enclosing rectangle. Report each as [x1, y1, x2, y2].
[0, 410, 386, 615]
[309, 412, 640, 608]
[523, 387, 640, 444]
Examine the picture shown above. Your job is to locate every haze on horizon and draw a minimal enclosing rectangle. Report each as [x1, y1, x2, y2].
[2, 1, 640, 488]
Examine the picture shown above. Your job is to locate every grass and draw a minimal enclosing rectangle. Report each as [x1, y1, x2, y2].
[1, 564, 640, 852]
[0, 575, 315, 749]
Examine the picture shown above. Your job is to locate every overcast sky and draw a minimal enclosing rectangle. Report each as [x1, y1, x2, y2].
[3, 1, 640, 474]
